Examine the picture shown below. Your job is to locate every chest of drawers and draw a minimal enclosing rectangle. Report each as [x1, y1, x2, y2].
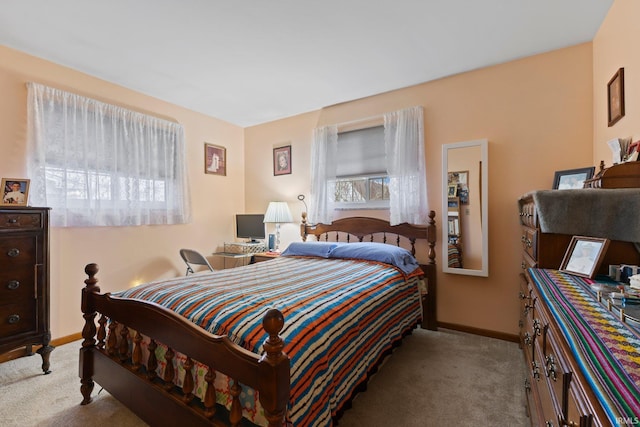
[518, 192, 640, 426]
[0, 207, 53, 374]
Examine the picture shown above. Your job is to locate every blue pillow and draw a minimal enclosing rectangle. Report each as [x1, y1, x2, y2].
[281, 241, 342, 258]
[328, 242, 420, 275]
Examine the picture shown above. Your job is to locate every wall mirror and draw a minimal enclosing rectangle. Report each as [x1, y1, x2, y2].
[442, 139, 488, 277]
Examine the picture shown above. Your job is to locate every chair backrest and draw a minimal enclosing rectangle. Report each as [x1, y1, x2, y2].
[179, 249, 214, 275]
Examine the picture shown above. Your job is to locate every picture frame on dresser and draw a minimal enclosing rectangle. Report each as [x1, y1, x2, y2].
[552, 167, 595, 190]
[560, 236, 610, 279]
[1, 178, 30, 206]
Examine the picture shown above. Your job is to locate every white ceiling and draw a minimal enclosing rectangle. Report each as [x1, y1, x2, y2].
[0, 0, 613, 127]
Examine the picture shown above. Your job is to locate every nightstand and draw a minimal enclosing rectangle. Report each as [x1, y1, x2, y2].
[252, 252, 280, 263]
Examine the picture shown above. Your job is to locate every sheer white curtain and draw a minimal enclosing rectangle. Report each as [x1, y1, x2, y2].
[384, 106, 429, 225]
[27, 82, 191, 227]
[309, 125, 338, 224]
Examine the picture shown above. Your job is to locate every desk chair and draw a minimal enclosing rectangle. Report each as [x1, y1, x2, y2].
[180, 249, 214, 275]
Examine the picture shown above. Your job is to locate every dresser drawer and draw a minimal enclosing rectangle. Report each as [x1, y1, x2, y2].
[519, 198, 538, 228]
[532, 345, 560, 426]
[521, 226, 537, 261]
[541, 326, 573, 421]
[0, 236, 38, 268]
[0, 212, 43, 230]
[0, 301, 37, 336]
[521, 252, 537, 270]
[0, 268, 35, 302]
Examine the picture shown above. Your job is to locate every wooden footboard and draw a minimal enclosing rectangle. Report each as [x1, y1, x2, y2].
[79, 263, 290, 427]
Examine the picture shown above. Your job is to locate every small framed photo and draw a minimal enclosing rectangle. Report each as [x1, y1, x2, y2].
[607, 68, 625, 127]
[448, 170, 468, 204]
[552, 167, 595, 190]
[447, 184, 457, 197]
[1, 178, 30, 206]
[204, 143, 226, 176]
[273, 145, 292, 176]
[560, 236, 610, 279]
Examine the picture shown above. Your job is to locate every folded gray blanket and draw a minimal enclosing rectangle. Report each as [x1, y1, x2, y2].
[531, 188, 640, 242]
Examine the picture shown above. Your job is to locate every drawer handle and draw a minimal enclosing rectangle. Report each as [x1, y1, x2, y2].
[523, 332, 532, 346]
[8, 314, 20, 324]
[7, 280, 20, 290]
[531, 360, 540, 380]
[545, 355, 557, 381]
[7, 218, 18, 224]
[533, 319, 541, 336]
[7, 248, 20, 257]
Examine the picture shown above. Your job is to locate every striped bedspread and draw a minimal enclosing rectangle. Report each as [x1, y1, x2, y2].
[528, 269, 640, 424]
[115, 256, 423, 426]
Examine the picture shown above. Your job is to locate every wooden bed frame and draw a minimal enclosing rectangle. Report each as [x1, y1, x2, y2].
[79, 211, 437, 426]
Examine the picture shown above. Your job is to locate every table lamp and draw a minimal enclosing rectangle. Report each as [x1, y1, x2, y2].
[263, 201, 293, 252]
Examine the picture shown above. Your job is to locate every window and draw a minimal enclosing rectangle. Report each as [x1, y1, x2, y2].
[27, 83, 191, 227]
[334, 125, 389, 209]
[310, 106, 427, 225]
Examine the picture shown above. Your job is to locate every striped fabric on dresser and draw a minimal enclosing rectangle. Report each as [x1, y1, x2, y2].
[529, 269, 640, 424]
[115, 256, 423, 426]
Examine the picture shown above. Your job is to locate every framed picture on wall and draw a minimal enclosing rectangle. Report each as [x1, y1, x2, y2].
[204, 143, 226, 176]
[1, 178, 30, 206]
[607, 67, 625, 127]
[273, 145, 292, 176]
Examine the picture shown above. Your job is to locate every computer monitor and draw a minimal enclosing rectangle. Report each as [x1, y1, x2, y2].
[235, 214, 265, 242]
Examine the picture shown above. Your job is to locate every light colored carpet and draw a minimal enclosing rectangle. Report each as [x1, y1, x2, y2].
[0, 329, 528, 426]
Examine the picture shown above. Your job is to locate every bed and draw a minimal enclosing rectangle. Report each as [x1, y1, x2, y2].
[79, 212, 437, 426]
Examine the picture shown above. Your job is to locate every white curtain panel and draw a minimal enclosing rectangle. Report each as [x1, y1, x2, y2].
[309, 125, 338, 224]
[384, 106, 429, 225]
[26, 82, 191, 227]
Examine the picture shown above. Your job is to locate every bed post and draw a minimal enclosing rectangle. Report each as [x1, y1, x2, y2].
[79, 263, 100, 405]
[259, 309, 290, 427]
[427, 210, 436, 265]
[422, 210, 438, 330]
[300, 213, 308, 242]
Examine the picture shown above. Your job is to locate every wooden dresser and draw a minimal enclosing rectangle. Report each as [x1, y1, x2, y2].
[518, 177, 640, 426]
[0, 207, 53, 374]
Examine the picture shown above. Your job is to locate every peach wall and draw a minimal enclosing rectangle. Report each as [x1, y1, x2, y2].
[0, 46, 245, 339]
[593, 0, 640, 162]
[245, 43, 594, 335]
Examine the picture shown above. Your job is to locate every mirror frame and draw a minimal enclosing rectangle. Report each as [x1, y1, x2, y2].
[442, 139, 489, 277]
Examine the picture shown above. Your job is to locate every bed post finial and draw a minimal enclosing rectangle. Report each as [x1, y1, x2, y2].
[84, 263, 100, 293]
[262, 309, 286, 362]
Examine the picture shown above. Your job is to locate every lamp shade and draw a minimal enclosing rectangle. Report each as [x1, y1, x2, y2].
[263, 202, 293, 224]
